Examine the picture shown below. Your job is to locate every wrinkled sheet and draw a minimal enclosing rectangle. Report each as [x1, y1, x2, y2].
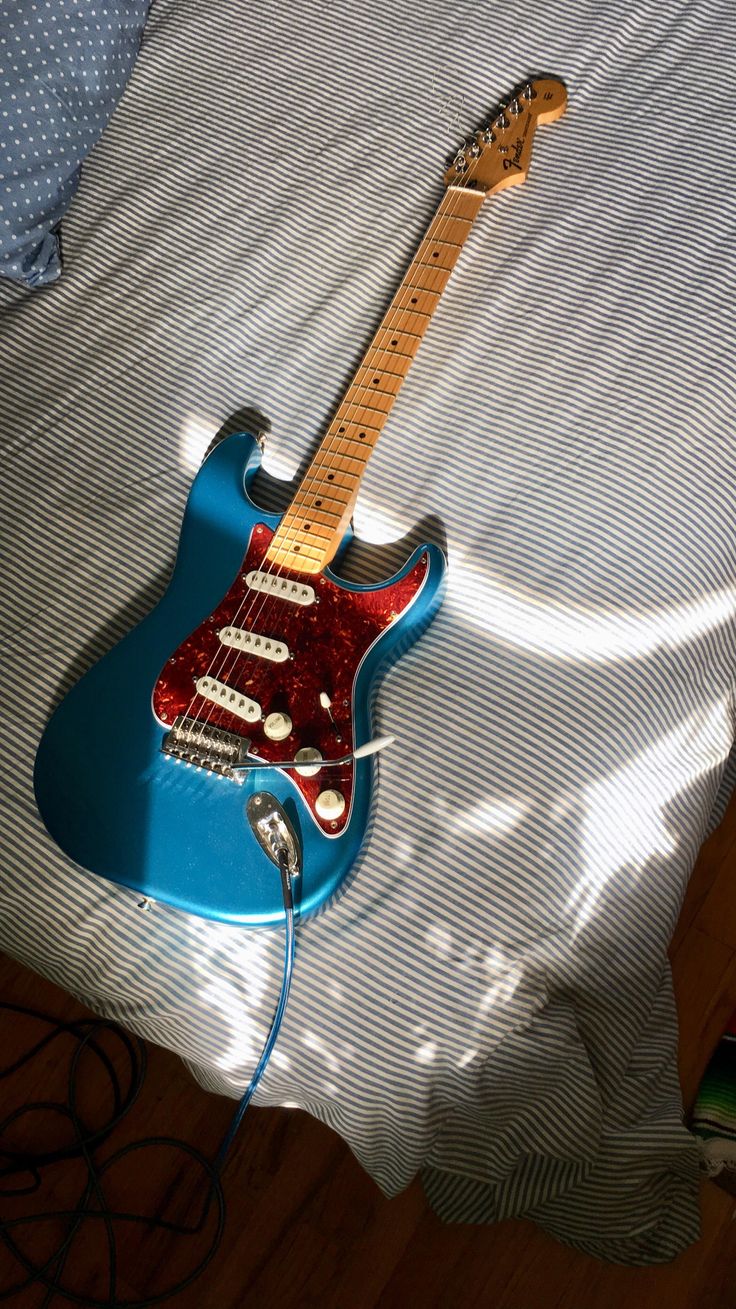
[2, 0, 736, 1264]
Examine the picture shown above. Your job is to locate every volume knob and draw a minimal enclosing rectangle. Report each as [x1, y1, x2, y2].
[263, 711, 292, 741]
[315, 789, 346, 820]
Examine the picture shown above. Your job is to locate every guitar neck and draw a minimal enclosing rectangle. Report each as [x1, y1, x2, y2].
[266, 186, 485, 574]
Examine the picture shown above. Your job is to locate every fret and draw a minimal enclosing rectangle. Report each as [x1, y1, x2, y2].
[288, 504, 343, 528]
[376, 327, 422, 343]
[414, 239, 461, 271]
[419, 236, 463, 250]
[380, 307, 432, 337]
[445, 187, 486, 220]
[339, 387, 395, 415]
[295, 491, 350, 514]
[335, 400, 389, 423]
[315, 439, 371, 463]
[407, 263, 453, 294]
[333, 434, 374, 455]
[391, 287, 442, 315]
[324, 433, 379, 455]
[364, 346, 415, 367]
[354, 367, 407, 394]
[372, 329, 423, 357]
[315, 443, 371, 466]
[304, 468, 361, 493]
[422, 215, 473, 245]
[342, 382, 396, 402]
[274, 536, 324, 563]
[285, 517, 334, 544]
[292, 471, 353, 494]
[329, 417, 382, 437]
[314, 456, 368, 479]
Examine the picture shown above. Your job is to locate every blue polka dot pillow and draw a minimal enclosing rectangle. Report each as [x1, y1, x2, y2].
[0, 0, 150, 288]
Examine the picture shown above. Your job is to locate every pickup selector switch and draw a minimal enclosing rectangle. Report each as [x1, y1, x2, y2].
[315, 789, 346, 820]
[263, 711, 292, 741]
[295, 747, 322, 777]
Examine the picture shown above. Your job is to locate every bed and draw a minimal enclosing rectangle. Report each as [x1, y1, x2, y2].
[2, 0, 736, 1265]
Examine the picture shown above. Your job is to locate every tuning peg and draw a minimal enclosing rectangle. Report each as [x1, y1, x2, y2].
[508, 98, 521, 115]
[454, 151, 467, 173]
[494, 112, 509, 130]
[521, 83, 536, 100]
[481, 126, 496, 145]
[467, 139, 482, 157]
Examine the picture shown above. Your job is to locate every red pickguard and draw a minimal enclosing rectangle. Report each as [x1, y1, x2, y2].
[152, 523, 428, 831]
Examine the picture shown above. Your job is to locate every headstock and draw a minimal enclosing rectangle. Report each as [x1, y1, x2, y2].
[443, 76, 567, 195]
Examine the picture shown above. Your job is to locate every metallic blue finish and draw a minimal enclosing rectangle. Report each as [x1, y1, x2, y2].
[34, 432, 447, 925]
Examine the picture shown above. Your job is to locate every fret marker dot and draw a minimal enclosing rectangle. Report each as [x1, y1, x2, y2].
[294, 545, 300, 551]
[359, 431, 366, 438]
[338, 426, 345, 433]
[315, 499, 322, 507]
[328, 474, 334, 480]
[411, 297, 418, 304]
[432, 251, 439, 257]
[391, 339, 398, 345]
[372, 377, 379, 384]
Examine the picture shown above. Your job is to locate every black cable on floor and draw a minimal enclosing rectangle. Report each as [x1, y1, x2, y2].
[0, 838, 297, 1305]
[0, 1001, 226, 1306]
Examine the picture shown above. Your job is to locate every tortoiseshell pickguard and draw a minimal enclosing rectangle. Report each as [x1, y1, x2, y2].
[152, 523, 429, 832]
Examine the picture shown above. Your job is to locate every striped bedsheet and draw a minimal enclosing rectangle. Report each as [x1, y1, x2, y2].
[2, 0, 736, 1264]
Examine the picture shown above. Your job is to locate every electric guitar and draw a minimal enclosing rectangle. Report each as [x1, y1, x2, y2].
[34, 77, 567, 924]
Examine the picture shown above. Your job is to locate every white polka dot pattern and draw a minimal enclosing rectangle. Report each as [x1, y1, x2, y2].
[0, 0, 149, 286]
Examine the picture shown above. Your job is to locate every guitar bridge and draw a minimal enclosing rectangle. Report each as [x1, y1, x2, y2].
[161, 715, 249, 781]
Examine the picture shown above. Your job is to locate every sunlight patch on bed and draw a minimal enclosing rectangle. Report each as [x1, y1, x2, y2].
[448, 558, 736, 665]
[432, 792, 528, 841]
[352, 498, 414, 546]
[479, 946, 524, 1014]
[185, 920, 276, 1073]
[301, 1029, 341, 1075]
[457, 1047, 479, 1069]
[178, 412, 217, 472]
[570, 695, 733, 933]
[425, 923, 453, 960]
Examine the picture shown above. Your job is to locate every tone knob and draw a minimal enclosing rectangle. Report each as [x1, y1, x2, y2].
[263, 711, 292, 741]
[315, 789, 346, 820]
[295, 747, 322, 777]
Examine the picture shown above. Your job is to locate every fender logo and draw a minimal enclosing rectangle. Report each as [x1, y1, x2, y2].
[503, 136, 525, 172]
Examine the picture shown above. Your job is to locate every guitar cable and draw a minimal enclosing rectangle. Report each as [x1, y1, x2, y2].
[0, 797, 298, 1307]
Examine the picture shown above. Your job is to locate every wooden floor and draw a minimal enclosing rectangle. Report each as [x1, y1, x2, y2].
[2, 795, 736, 1308]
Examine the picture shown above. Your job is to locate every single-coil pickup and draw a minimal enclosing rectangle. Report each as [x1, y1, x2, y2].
[195, 676, 261, 722]
[245, 570, 315, 605]
[218, 628, 290, 662]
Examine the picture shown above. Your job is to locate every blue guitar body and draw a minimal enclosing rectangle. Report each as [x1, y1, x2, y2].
[34, 431, 446, 925]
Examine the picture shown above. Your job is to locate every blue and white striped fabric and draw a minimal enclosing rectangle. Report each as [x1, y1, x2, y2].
[2, 0, 735, 1265]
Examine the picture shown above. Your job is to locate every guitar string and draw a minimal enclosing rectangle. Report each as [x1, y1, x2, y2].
[177, 186, 482, 763]
[174, 138, 503, 760]
[239, 83, 539, 621]
[169, 190, 478, 760]
[177, 87, 536, 747]
[174, 93, 530, 764]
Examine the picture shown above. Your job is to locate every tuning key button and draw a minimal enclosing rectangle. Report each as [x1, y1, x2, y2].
[295, 747, 322, 777]
[315, 789, 346, 820]
[263, 711, 292, 741]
